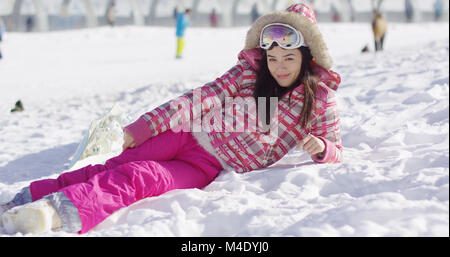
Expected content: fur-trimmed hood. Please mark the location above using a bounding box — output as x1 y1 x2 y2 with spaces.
244 3 333 70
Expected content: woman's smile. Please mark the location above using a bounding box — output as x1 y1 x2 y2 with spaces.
277 73 290 79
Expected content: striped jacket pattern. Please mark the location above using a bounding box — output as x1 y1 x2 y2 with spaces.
125 48 343 173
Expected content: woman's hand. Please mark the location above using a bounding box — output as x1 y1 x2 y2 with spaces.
122 129 136 150
296 134 325 157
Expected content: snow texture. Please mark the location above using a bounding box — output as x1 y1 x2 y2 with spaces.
0 22 448 237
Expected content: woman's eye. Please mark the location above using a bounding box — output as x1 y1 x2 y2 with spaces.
268 58 276 62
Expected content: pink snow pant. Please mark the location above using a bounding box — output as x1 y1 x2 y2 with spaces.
29 130 222 234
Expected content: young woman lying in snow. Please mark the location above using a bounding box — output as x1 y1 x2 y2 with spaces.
1 3 342 234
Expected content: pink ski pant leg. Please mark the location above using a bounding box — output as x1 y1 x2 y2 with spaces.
63 159 215 234
29 130 222 233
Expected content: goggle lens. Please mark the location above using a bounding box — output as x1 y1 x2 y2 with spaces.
260 23 304 50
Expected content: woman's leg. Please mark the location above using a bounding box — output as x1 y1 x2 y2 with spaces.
3 131 222 234
29 130 190 201
62 158 221 234
59 132 222 234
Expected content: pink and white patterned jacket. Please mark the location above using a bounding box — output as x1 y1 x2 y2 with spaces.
125 48 343 173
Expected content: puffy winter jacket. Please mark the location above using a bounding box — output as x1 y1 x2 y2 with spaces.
176 13 190 37
125 48 343 173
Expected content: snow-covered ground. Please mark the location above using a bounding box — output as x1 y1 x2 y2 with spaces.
0 22 448 236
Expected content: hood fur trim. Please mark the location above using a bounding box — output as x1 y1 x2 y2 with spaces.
244 11 333 70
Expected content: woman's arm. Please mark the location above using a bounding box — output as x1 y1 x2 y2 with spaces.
308 90 343 164
123 63 246 147
122 130 136 150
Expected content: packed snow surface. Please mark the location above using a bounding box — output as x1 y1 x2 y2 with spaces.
0 22 448 236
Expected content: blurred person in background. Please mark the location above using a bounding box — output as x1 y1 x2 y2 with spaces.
175 8 191 59
105 0 116 27
251 3 260 22
404 0 414 22
433 0 444 21
26 16 34 32
210 8 219 27
348 0 355 22
372 11 387 51
0 18 4 42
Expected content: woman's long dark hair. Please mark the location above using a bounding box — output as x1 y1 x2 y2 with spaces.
253 44 318 128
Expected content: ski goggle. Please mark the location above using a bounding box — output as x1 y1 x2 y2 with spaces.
259 23 307 50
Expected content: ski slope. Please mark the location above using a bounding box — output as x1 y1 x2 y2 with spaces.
0 22 448 236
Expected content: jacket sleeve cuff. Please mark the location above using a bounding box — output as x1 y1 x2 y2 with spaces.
124 118 152 147
312 136 336 163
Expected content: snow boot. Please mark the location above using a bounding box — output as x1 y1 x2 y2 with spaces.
1 199 62 234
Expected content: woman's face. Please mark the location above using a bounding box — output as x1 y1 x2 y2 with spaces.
266 46 303 88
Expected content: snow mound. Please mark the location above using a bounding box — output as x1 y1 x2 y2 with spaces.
0 23 448 236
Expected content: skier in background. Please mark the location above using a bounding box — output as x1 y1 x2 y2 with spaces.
404 0 414 22
105 1 116 27
251 3 260 22
372 11 387 51
175 8 191 59
0 18 4 42
348 0 355 22
26 16 34 32
331 4 341 22
433 0 444 21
